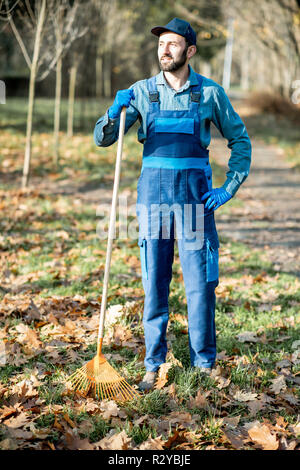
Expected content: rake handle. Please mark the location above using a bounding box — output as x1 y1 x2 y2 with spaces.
97 107 127 354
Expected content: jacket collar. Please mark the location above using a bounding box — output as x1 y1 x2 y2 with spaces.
156 64 199 91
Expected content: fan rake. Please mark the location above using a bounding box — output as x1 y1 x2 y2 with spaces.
66 107 139 402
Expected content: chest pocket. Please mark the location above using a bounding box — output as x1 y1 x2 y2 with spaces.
155 118 195 134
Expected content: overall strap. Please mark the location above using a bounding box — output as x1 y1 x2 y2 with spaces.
190 73 204 111
147 76 160 112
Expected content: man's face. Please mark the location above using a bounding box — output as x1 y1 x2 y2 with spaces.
158 32 189 72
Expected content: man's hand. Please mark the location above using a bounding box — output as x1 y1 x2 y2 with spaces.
201 187 232 211
108 89 135 119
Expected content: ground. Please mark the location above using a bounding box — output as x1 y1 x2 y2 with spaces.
0 95 299 450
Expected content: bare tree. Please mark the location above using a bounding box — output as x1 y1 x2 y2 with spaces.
5 0 47 188
92 0 138 98
226 0 300 97
67 50 80 138
5 0 89 186
47 0 88 165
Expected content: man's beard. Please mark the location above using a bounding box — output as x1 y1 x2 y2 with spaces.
159 45 188 72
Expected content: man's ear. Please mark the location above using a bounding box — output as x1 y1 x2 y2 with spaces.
187 45 197 59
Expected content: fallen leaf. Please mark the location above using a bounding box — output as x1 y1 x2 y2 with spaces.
97 430 132 450
138 436 165 450
269 375 287 394
189 390 210 410
247 400 265 417
100 400 126 420
63 413 76 428
248 423 279 450
223 428 246 450
155 362 172 389
0 405 17 421
236 331 259 343
233 390 258 402
4 412 30 429
63 429 94 450
0 438 18 450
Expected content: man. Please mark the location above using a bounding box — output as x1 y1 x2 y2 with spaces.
94 18 252 391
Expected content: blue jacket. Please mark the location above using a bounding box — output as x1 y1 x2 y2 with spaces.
93 65 252 197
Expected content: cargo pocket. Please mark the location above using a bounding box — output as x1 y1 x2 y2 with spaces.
138 238 148 280
204 166 213 192
206 236 219 282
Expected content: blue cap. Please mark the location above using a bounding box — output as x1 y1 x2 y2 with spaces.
151 17 197 46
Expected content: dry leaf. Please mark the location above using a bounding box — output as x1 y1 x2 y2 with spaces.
168 411 192 427
248 423 279 450
189 390 210 410
236 331 259 343
100 401 122 420
97 430 132 450
5 412 30 429
223 428 246 449
0 405 17 421
155 362 173 389
0 438 18 450
269 375 287 394
247 400 265 417
216 376 231 389
63 429 94 450
139 436 165 450
233 390 258 402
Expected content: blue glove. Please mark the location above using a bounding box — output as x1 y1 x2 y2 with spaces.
108 88 135 119
201 187 232 211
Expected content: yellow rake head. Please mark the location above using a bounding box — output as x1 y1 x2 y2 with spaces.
67 354 140 402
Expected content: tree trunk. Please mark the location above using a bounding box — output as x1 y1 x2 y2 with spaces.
103 51 111 98
67 62 78 138
222 17 235 91
54 52 62 166
96 39 103 98
240 44 249 91
22 0 46 188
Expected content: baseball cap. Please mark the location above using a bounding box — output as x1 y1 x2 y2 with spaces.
151 17 197 46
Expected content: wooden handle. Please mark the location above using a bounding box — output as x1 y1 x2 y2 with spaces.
97 106 126 352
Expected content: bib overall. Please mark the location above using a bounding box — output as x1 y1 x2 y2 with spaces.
136 74 220 372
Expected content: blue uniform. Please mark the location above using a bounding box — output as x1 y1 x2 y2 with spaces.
94 65 251 371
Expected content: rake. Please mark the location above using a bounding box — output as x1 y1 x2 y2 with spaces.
66 107 140 402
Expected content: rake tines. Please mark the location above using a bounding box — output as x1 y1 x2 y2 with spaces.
67 357 140 402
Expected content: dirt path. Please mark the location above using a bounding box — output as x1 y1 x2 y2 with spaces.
211 127 300 278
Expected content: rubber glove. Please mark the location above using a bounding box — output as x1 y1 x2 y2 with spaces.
201 187 232 211
108 89 135 119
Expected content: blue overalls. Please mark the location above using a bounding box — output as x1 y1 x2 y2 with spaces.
136 74 220 372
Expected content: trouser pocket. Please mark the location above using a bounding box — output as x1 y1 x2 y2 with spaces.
206 237 219 282
204 166 213 192
138 238 148 280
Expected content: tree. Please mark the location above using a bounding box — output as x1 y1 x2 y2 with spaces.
5 0 89 185
47 0 88 164
5 0 47 188
227 0 300 96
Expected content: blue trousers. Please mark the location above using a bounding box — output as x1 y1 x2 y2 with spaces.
136 167 219 372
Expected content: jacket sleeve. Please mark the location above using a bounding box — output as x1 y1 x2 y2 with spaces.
212 86 252 197
93 85 140 147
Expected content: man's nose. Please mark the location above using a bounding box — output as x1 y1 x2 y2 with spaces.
161 45 170 55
